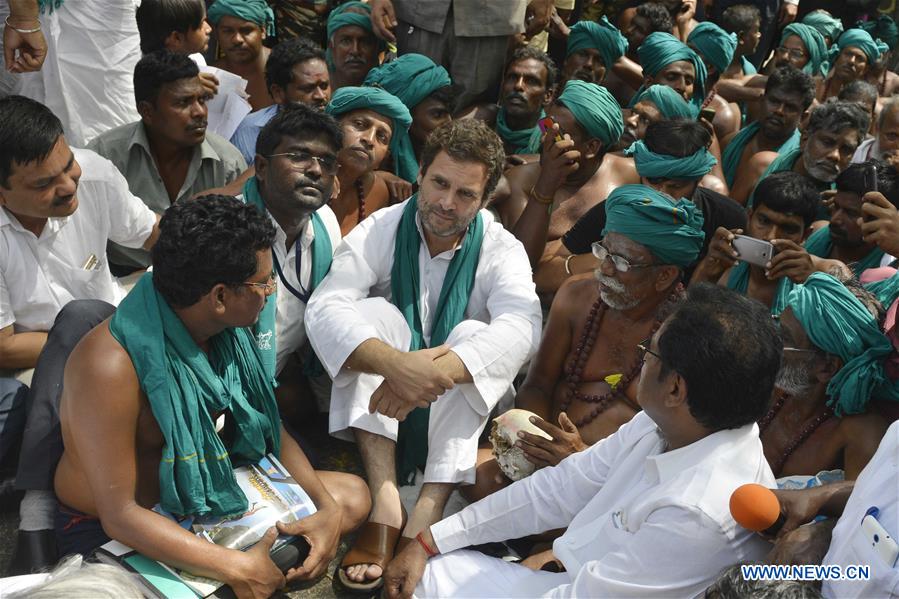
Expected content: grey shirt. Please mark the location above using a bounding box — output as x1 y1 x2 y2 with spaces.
87 121 246 270
394 0 526 37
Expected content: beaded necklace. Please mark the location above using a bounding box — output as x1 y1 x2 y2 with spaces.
758 390 834 477
354 177 367 224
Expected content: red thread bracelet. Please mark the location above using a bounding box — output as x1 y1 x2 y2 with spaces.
416 531 438 558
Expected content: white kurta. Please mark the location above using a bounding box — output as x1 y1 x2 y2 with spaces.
823 420 899 599
421 412 776 598
304 200 541 483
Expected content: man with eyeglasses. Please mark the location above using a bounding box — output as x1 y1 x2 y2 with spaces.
237 103 343 423
461 184 704 506
383 284 780 598
768 23 827 78
760 272 890 481
87 50 247 277
52 195 370 597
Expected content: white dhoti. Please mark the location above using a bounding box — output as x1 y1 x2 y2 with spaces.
329 298 497 485
414 550 567 598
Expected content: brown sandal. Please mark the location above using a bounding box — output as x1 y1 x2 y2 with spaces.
337 521 402 592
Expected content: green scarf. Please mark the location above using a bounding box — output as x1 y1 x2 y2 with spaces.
566 17 628 68
242 177 333 378
804 225 885 278
602 184 705 267
687 21 737 74
326 86 415 182
726 261 795 315
865 272 899 308
747 146 801 209
207 0 275 36
722 123 800 187
325 1 383 70
391 195 484 485
632 84 699 120
802 10 844 44
741 56 758 76
633 32 707 111
827 28 889 72
496 107 545 155
109 274 281 518
780 24 828 76
557 79 623 147
625 139 716 181
788 272 899 416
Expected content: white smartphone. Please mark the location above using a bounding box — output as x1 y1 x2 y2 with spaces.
860 513 899 567
732 235 775 267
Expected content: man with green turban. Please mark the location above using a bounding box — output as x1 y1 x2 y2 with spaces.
826 28 890 99
620 84 697 149
765 272 891 479
802 10 844 46
773 23 828 77
325 86 412 233
561 16 628 86
633 32 707 113
209 0 274 111
687 22 737 81
326 1 382 90
364 53 453 163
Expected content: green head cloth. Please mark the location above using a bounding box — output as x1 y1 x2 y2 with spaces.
557 79 623 147
828 28 889 71
364 54 451 111
780 23 828 76
858 16 899 51
208 0 275 36
566 17 628 68
636 32 707 111
802 10 844 43
326 86 415 182
602 183 705 267
625 139 716 181
632 84 699 120
787 272 899 416
326 1 384 70
687 21 737 74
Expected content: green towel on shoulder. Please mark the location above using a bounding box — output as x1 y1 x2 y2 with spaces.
804 225 885 278
726 261 795 315
496 107 545 155
722 124 800 188
109 274 281 518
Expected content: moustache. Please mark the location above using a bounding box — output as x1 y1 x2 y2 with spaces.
504 92 527 104
188 120 207 130
348 145 372 161
595 271 627 293
52 194 75 206
294 178 323 193
572 69 597 82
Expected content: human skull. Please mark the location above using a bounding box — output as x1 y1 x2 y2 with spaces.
490 409 553 481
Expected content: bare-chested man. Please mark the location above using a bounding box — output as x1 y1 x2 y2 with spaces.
819 28 892 103
763 273 890 480
464 183 704 501
325 2 381 91
719 4 761 81
53 196 369 597
208 0 273 112
496 80 634 267
686 22 742 141
632 32 707 123
608 2 672 106
325 86 412 235
558 18 627 89
723 66 814 190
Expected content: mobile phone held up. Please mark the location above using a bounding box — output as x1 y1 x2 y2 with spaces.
699 107 716 123
538 116 563 142
732 235 774 267
863 163 878 222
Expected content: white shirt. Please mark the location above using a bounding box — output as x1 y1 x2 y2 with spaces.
823 421 899 599
0 148 156 332
305 200 541 413
431 412 776 598
270 205 341 375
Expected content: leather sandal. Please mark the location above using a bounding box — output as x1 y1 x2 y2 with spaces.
337 520 402 592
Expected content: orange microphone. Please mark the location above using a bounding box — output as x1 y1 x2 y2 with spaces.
730 483 785 536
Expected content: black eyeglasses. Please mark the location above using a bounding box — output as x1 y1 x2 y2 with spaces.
592 242 655 273
266 150 339 175
776 46 807 60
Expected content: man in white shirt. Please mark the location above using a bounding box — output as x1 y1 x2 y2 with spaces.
0 95 159 572
383 284 782 598
304 119 542 592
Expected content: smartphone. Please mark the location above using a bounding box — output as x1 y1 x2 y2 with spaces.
538 116 563 142
863 164 878 222
732 235 775 267
699 107 717 122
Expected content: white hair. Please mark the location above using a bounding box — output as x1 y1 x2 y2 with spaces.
7 556 143 599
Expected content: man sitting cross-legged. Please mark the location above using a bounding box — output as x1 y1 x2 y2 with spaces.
384 283 781 598
304 119 542 592
465 183 704 503
53 196 369 597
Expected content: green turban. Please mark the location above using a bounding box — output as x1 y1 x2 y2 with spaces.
326 87 415 182
326 1 383 69
858 16 899 51
602 184 705 267
802 10 844 44
632 85 699 120
828 28 890 70
557 79 623 147
625 139 716 181
635 32 707 111
208 0 275 36
787 272 899 416
364 54 451 111
780 23 828 76
566 17 628 68
687 21 737 74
